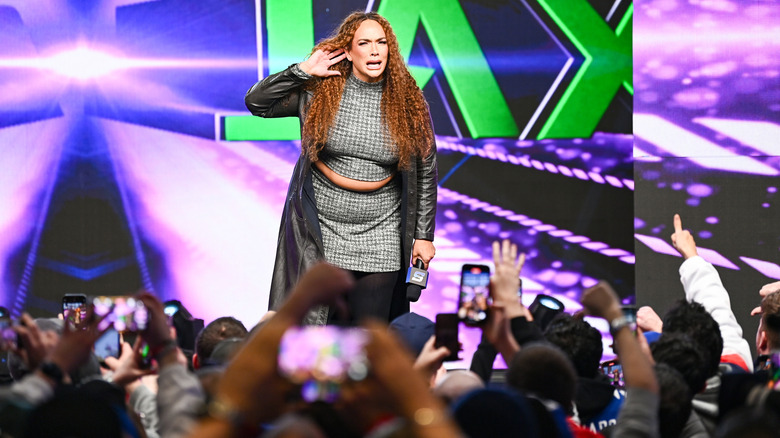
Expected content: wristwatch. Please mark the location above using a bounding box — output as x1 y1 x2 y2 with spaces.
609 316 630 336
40 361 64 385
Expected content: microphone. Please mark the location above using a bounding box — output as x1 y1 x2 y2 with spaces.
406 258 428 302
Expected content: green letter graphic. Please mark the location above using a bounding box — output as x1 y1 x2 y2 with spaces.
225 0 520 141
223 0 314 141
378 0 518 138
265 0 314 77
536 0 632 139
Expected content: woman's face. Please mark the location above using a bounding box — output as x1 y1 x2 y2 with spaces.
345 20 388 83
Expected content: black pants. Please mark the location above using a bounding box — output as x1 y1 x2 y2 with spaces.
328 269 409 325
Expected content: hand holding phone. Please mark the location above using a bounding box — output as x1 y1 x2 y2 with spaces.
62 294 87 327
457 264 491 325
93 328 121 360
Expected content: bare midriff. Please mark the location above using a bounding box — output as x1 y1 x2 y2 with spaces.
314 160 395 192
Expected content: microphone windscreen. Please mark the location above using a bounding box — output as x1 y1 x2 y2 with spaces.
407 284 422 302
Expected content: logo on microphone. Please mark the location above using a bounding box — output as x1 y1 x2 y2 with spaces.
411 271 426 283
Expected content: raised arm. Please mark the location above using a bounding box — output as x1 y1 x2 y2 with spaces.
582 282 658 393
135 292 204 438
244 64 310 118
489 240 529 321
471 240 538 380
244 49 346 118
672 214 753 371
3 310 108 407
188 263 354 438
582 281 660 438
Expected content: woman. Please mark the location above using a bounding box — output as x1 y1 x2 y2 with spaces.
245 11 437 325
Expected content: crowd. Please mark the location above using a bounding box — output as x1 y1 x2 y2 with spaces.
0 213 778 438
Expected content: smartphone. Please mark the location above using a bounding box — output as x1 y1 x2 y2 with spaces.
457 264 491 325
62 294 87 326
0 316 17 351
434 313 460 361
92 296 148 332
600 359 624 388
621 305 638 335
93 328 121 360
278 326 369 402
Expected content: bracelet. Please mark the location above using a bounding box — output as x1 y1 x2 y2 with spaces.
150 339 178 361
609 316 630 336
291 63 312 80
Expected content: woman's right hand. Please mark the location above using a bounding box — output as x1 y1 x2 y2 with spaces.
299 49 347 77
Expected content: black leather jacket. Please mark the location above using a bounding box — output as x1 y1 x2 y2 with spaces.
245 65 438 324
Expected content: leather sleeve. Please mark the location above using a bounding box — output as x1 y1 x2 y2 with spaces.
244 64 311 118
414 120 437 241
679 255 753 372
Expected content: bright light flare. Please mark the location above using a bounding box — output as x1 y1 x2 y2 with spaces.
47 47 125 80
0 47 127 81
0 46 257 82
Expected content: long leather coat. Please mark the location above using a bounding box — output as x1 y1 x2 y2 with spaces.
245 65 438 325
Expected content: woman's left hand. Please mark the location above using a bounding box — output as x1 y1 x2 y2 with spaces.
412 239 435 269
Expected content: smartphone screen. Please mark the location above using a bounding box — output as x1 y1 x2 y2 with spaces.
457 264 491 325
92 296 148 332
278 326 369 402
435 313 460 361
600 359 624 388
62 294 87 326
93 328 121 360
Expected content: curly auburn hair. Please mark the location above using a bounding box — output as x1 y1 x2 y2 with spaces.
302 11 433 170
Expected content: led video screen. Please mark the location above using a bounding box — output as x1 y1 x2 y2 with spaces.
634 0 780 357
0 0 633 365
